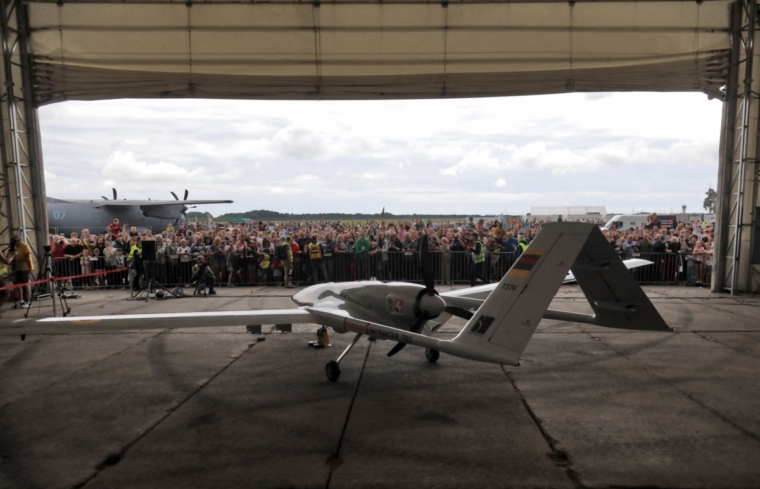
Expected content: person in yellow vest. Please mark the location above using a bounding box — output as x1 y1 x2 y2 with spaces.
128 236 143 290
308 234 327 283
514 235 528 260
0 248 12 312
10 234 34 306
469 231 489 287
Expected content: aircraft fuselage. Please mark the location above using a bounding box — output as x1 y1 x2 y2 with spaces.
47 198 182 236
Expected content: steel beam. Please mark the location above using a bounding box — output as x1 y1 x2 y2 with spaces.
0 0 47 263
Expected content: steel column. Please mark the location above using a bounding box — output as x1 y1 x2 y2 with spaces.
715 0 760 294
0 0 47 263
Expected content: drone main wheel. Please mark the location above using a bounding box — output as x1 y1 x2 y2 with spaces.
425 348 440 363
326 361 341 382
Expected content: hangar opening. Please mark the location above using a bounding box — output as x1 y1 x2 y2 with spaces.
0 0 757 292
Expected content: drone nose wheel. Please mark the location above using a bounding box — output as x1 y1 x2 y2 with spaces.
326 361 340 382
425 348 440 363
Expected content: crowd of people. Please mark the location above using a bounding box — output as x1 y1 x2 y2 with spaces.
44 213 716 291
605 212 715 284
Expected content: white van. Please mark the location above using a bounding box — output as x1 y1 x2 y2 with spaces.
603 215 650 231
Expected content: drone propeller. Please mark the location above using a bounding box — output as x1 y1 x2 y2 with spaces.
388 234 445 357
444 305 474 321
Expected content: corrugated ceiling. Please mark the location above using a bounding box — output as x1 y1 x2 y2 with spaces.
28 0 732 104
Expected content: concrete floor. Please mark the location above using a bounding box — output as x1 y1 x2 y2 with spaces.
0 285 759 489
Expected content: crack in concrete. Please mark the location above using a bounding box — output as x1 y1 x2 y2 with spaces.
590 333 760 447
0 330 167 411
72 339 260 489
502 366 585 489
325 341 372 489
648 290 760 320
691 332 760 361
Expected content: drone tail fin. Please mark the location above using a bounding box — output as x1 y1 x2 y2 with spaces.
547 226 671 332
447 222 599 366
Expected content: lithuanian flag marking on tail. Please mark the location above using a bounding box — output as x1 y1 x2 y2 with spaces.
507 251 545 278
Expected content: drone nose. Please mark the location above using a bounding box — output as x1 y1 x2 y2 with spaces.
419 293 446 319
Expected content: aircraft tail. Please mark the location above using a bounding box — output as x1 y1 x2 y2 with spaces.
448 222 597 366
547 226 671 332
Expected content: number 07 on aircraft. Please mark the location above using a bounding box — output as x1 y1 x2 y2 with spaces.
2 223 671 382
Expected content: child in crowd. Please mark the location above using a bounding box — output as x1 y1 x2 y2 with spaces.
80 249 93 288
258 253 270 283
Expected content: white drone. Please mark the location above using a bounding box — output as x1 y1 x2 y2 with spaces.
2 223 670 382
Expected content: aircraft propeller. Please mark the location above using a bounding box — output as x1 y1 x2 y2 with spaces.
101 188 119 201
170 189 191 223
387 233 446 357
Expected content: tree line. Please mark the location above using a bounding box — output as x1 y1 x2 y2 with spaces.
187 210 486 222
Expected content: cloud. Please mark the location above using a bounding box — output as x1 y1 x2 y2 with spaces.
584 93 613 101
495 179 507 188
102 151 204 182
296 174 320 182
441 148 506 176
37 92 723 215
271 125 328 159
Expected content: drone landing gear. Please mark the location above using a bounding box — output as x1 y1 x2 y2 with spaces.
425 348 440 363
325 332 363 382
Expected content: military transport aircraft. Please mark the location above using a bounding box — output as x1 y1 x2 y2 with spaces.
1 223 670 382
48 188 233 235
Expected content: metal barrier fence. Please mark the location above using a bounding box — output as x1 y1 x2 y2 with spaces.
45 251 712 290
624 251 713 286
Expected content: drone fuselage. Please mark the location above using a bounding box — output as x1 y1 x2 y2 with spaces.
292 281 444 335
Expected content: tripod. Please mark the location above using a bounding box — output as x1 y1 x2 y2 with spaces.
130 259 179 302
30 249 71 318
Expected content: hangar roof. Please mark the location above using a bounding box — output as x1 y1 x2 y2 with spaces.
27 0 731 105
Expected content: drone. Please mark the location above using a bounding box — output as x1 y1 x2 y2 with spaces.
2 223 670 382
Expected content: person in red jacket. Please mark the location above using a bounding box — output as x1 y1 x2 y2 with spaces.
108 219 124 237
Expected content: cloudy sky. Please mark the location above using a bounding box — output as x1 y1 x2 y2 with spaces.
39 92 722 217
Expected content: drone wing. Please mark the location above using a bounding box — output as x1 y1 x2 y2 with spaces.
439 257 654 301
1 309 313 336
